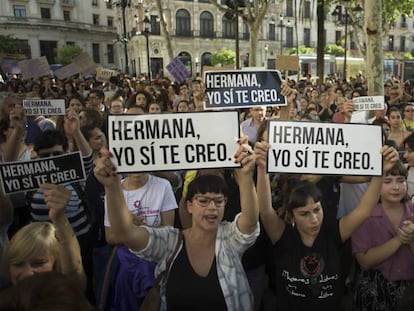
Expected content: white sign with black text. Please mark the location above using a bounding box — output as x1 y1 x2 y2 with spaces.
108 111 240 172
23 99 66 116
267 121 383 176
353 96 385 111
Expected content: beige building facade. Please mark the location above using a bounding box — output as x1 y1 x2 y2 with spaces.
1 0 413 80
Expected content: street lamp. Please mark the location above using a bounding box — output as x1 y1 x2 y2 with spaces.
142 14 151 81
277 15 290 55
105 0 130 74
332 1 363 81
224 0 245 69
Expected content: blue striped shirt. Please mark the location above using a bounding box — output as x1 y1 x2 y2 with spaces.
30 152 94 237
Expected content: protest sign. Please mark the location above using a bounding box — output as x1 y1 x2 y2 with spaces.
23 99 65 116
108 111 240 172
72 52 97 75
54 63 79 80
353 96 385 111
267 121 383 176
96 67 119 82
166 57 191 84
0 152 85 194
204 69 286 109
275 55 299 71
18 56 50 80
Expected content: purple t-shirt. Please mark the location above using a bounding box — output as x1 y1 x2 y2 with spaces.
352 202 414 281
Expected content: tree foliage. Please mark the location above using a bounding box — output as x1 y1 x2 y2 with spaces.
211 48 236 66
288 46 315 55
324 44 345 56
0 35 20 53
55 45 83 65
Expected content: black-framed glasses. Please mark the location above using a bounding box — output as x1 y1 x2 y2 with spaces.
37 151 64 158
193 195 227 208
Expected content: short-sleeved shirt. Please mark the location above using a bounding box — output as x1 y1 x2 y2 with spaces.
273 220 343 311
352 202 414 281
104 175 177 227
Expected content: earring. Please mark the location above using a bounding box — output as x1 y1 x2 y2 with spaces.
291 221 295 228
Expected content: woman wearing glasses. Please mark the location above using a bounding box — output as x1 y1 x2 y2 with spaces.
94 137 259 311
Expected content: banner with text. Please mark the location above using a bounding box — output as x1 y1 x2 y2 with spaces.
204 69 287 109
108 111 240 172
23 99 66 116
353 96 385 111
0 152 86 194
267 121 383 176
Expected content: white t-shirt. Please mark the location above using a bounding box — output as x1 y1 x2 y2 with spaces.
104 174 177 227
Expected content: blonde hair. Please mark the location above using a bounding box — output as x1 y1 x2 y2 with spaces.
3 222 61 277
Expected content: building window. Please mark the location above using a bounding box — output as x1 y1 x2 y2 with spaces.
107 16 113 27
176 9 191 37
13 5 26 18
389 35 394 51
40 40 57 64
200 11 214 38
107 44 114 64
243 23 249 40
222 15 235 38
304 1 311 19
105 0 113 9
92 0 98 6
66 41 75 46
401 15 407 28
63 10 70 21
201 52 212 66
41 8 51 19
269 23 275 40
335 30 342 45
92 43 100 63
286 27 294 47
178 51 192 75
286 0 293 17
151 15 160 36
400 36 406 52
93 14 99 25
304 28 311 47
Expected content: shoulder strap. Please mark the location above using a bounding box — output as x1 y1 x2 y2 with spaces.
155 231 183 285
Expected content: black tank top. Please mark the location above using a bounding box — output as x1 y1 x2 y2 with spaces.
165 239 227 310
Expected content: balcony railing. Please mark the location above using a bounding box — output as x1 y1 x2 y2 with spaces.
2 16 116 34
36 0 56 4
61 0 75 7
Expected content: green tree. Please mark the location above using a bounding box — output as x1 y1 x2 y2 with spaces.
324 44 345 56
55 45 83 65
209 0 271 67
289 46 315 55
211 48 236 66
0 35 20 53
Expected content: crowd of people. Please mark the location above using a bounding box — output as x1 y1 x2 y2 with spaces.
0 70 413 311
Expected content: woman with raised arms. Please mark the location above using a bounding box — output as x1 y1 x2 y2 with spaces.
93 136 259 311
254 138 399 310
